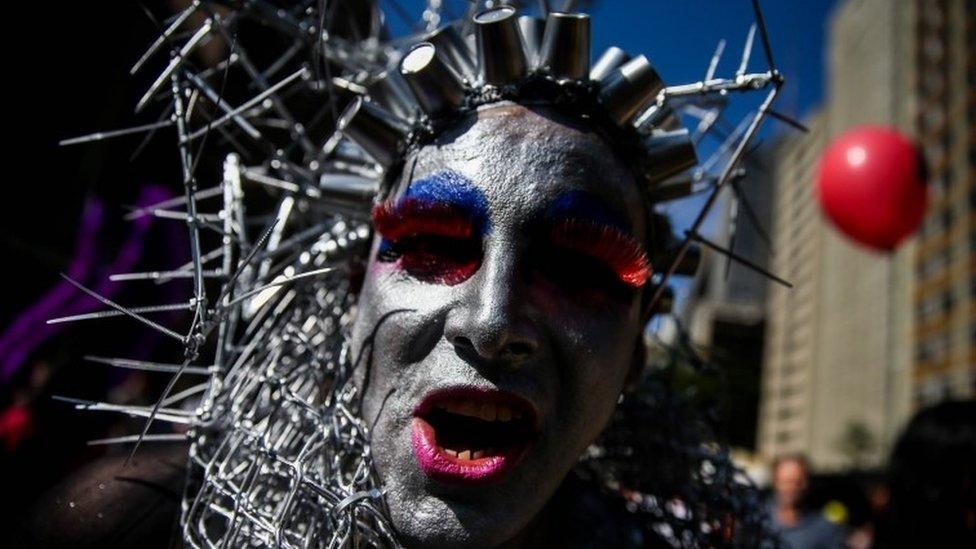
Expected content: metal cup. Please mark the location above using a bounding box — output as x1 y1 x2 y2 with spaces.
365 69 418 122
634 103 682 134
400 42 466 115
598 55 663 125
537 12 590 80
639 129 699 185
518 16 546 68
474 6 528 86
590 46 630 82
337 96 409 169
319 173 379 209
425 23 476 83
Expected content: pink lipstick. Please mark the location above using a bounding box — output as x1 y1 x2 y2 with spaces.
411 387 536 485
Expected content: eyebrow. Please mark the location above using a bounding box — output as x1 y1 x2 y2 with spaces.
372 171 490 240
542 191 651 288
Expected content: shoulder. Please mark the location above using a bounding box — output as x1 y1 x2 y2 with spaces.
11 444 188 548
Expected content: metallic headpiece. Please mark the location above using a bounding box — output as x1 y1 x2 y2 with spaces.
56 1 798 546
338 5 697 197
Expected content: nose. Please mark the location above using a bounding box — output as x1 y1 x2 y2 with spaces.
444 245 540 367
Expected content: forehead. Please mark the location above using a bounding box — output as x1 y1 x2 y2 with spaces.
399 103 646 234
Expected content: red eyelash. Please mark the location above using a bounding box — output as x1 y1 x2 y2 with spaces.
550 219 651 288
372 198 474 241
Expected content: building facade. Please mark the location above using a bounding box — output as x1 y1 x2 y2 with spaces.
759 0 974 471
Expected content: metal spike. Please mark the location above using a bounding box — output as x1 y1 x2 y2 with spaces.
130 0 200 75
88 433 188 446
84 355 214 375
183 67 310 143
46 301 195 324
59 274 185 342
184 70 264 142
59 120 174 147
124 186 223 221
767 109 810 133
687 230 792 288
706 39 726 81
737 24 757 78
136 19 213 113
751 0 778 71
108 269 224 282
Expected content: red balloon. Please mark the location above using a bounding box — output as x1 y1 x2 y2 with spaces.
816 126 928 252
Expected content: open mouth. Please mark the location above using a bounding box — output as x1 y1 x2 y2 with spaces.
411 387 536 484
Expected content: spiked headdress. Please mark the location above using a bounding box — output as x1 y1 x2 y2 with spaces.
55 1 797 546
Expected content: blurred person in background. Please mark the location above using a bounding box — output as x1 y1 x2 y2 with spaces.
767 454 846 548
873 400 976 548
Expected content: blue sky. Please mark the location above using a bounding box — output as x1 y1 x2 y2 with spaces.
384 1 837 120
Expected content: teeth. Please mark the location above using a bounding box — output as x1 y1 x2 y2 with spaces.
478 403 497 421
472 450 485 459
444 448 458 457
437 399 524 422
457 450 471 460
459 401 479 417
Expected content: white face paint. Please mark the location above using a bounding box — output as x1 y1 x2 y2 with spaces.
350 104 653 547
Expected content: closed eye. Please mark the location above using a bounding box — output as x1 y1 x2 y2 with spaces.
372 198 475 241
548 219 650 288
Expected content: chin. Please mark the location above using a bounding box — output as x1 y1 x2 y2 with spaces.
388 491 534 549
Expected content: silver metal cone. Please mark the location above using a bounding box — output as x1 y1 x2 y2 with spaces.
537 12 590 80
425 23 476 82
598 55 664 125
337 96 409 169
365 69 418 121
317 172 380 218
635 103 682 134
518 16 546 68
474 6 528 86
590 46 630 82
400 42 466 115
640 129 699 185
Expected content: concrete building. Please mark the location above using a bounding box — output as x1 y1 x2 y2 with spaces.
759 0 974 472
909 0 976 407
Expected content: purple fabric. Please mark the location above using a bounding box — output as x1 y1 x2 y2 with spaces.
0 186 174 382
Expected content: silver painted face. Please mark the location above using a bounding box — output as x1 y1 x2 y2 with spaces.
350 103 649 547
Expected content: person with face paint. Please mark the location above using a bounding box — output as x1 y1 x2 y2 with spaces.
16 2 786 548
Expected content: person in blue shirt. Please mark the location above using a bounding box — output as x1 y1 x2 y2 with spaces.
767 454 846 548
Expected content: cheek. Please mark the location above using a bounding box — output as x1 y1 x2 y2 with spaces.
538 295 642 440
352 257 452 418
